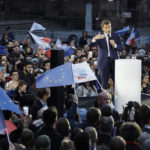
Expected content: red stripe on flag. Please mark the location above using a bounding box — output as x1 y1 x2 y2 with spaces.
130 38 135 46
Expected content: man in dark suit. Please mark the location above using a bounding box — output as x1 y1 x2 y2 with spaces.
92 20 124 89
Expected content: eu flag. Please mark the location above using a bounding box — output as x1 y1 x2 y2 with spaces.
0 87 21 114
0 46 9 55
0 107 6 134
36 62 74 88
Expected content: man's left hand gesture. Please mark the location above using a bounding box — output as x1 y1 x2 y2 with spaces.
110 40 116 48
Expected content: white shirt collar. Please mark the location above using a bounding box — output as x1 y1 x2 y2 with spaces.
104 32 111 37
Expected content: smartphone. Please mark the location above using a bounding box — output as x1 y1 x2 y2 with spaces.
88 51 93 59
70 55 75 62
23 106 29 116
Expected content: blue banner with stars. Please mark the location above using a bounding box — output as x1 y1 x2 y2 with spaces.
0 87 21 114
36 62 74 88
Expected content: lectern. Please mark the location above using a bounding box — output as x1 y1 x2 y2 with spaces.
115 59 141 114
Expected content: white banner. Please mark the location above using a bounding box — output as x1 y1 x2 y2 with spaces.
72 62 97 84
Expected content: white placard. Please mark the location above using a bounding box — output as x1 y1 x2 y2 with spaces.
115 59 141 114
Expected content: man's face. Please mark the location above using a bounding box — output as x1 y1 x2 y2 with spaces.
12 72 19 81
25 64 32 74
44 63 50 71
76 50 82 57
20 85 27 93
102 23 111 35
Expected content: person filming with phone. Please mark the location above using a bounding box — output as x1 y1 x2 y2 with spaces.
92 20 124 89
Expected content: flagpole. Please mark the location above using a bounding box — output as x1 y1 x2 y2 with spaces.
6 128 11 145
96 77 103 89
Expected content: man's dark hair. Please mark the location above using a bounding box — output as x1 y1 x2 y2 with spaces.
20 129 34 149
65 94 74 109
43 60 50 67
23 61 32 67
60 138 76 150
109 136 126 150
42 107 58 126
74 132 90 150
38 88 49 99
10 70 18 76
101 20 111 28
86 107 101 124
99 116 114 133
56 118 70 137
120 122 142 141
101 104 112 117
139 104 150 125
144 60 150 67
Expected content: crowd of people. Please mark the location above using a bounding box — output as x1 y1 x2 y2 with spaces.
0 25 150 150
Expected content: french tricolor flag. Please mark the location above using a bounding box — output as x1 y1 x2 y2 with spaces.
126 27 139 46
29 32 51 57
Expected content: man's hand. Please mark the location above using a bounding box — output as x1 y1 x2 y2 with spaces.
92 33 105 42
94 33 105 40
110 40 116 48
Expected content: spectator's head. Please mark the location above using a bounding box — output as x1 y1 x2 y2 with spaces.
38 88 50 101
71 128 83 141
101 104 113 117
23 61 32 74
144 60 150 72
20 129 34 149
42 107 58 126
80 55 87 62
34 135 51 150
60 138 76 150
10 70 19 81
101 20 111 35
121 50 127 58
86 107 101 124
109 136 126 150
142 73 149 86
74 132 90 150
43 60 50 71
76 49 82 57
5 26 11 34
139 104 150 126
56 118 71 137
99 116 114 134
16 80 27 94
82 31 87 37
96 92 110 108
120 122 142 141
85 127 98 144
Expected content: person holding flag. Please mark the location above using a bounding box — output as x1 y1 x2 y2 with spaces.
92 20 124 89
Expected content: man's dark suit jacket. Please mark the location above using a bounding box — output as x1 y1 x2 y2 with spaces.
95 32 124 70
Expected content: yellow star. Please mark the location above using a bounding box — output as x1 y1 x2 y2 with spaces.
9 100 12 103
54 81 57 83
46 77 49 80
3 101 6 104
49 80 52 83
62 76 64 79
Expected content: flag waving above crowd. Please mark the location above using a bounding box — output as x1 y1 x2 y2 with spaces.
36 62 97 88
30 22 46 32
126 27 139 46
